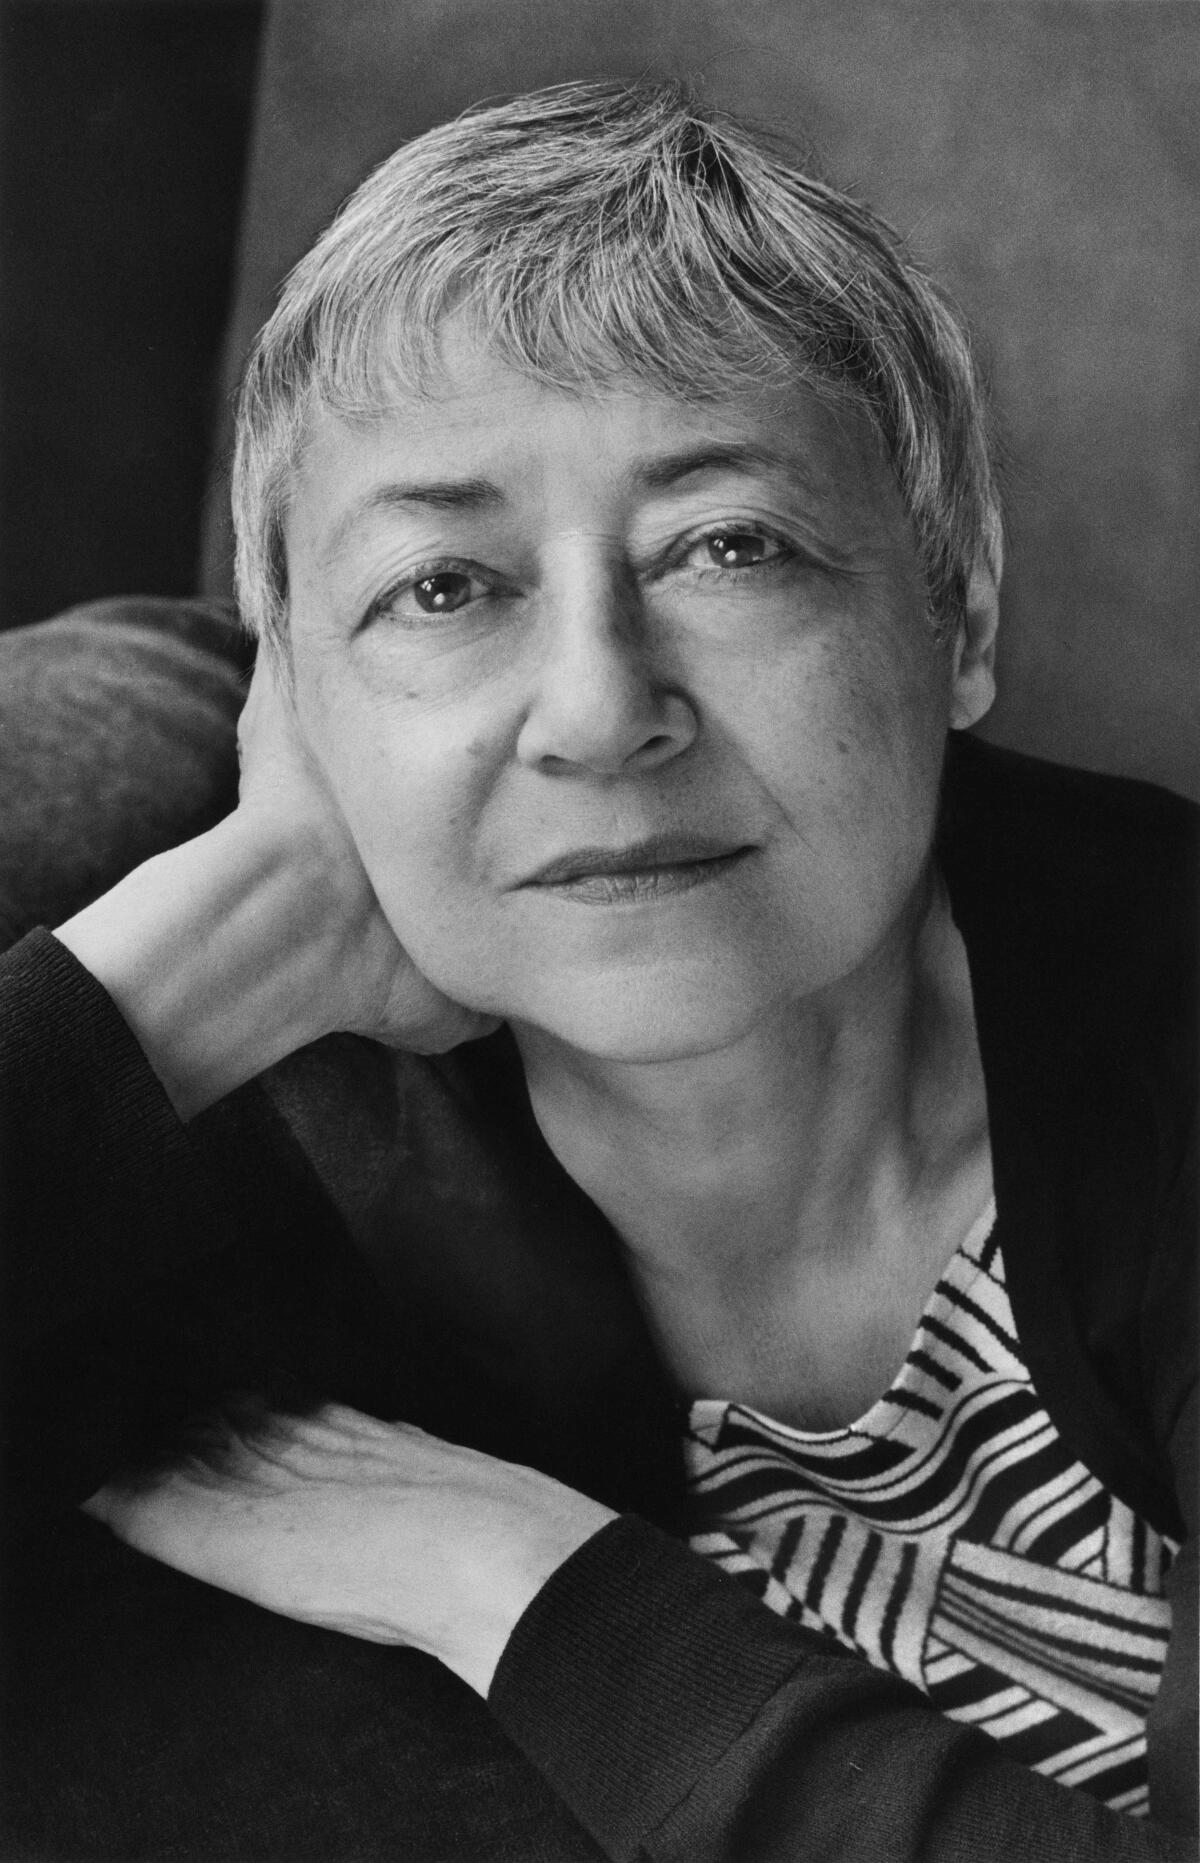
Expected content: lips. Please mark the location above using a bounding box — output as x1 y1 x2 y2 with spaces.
519 833 754 903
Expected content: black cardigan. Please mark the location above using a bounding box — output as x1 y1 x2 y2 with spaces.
1 735 1196 1861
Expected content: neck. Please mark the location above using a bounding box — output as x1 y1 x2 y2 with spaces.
512 869 987 1287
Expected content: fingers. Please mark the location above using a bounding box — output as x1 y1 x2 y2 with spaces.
393 998 503 1054
237 646 314 794
234 644 501 1057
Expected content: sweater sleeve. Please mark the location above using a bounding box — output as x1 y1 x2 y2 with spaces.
0 928 259 1505
0 927 431 1513
0 928 237 1343
490 1514 1195 1862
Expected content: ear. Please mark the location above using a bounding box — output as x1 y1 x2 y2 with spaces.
949 556 1000 731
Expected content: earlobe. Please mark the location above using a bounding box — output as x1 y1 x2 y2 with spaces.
949 559 1000 731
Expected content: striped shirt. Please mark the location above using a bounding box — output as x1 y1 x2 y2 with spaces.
685 1202 1176 1815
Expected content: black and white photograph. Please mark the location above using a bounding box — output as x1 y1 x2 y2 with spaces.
1 4 1196 1859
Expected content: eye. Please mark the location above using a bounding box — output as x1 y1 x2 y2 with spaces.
410 570 476 614
365 563 497 630
691 528 785 571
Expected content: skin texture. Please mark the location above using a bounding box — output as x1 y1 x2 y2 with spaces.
84 1407 616 1699
76 323 1001 1690
285 330 975 1067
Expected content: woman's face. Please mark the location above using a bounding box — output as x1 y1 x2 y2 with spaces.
284 324 990 1062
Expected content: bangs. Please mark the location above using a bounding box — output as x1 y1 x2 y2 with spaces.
318 239 798 416
295 108 858 416
235 80 1000 647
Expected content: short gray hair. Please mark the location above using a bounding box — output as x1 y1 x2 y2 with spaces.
233 79 1002 649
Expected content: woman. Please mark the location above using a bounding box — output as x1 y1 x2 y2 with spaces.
2 81 1194 1859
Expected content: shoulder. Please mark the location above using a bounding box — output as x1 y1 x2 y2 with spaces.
941 738 1196 1533
941 732 1198 929
941 734 1197 1089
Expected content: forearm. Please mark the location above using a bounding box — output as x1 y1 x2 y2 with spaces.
55 815 349 1120
0 931 383 1506
491 1516 1194 1863
0 931 244 1493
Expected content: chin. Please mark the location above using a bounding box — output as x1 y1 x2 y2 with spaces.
503 961 790 1065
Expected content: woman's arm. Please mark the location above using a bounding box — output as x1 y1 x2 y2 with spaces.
53 653 494 1122
84 1404 616 1697
493 1510 1196 1863
0 651 480 1346
492 1143 1199 1862
84 1393 1196 1863
1 652 493 1499
0 929 235 1341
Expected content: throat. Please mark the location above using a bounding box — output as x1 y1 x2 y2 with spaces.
514 869 993 1430
630 1161 994 1431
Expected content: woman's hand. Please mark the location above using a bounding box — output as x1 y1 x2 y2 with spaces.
56 649 497 1117
82 1404 616 1698
234 650 497 1055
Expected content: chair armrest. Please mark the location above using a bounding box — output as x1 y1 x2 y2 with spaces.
0 597 251 950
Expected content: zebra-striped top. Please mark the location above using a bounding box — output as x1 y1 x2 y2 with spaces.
685 1201 1176 1816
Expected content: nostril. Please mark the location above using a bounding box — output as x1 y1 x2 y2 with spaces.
634 730 684 765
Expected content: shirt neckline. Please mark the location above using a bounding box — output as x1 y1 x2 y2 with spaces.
689 1193 999 1446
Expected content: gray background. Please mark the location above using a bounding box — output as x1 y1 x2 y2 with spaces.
206 0 1199 800
4 1 1196 797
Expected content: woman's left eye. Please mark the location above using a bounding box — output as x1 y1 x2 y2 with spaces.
687 528 787 571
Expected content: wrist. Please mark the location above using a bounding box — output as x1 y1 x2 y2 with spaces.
454 1490 618 1698
56 811 353 1118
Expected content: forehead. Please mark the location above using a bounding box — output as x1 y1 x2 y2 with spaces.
285 321 909 566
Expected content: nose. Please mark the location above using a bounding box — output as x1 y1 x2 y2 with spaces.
515 560 698 776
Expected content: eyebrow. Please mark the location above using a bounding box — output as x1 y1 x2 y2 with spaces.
321 477 505 565
321 443 828 565
631 442 823 494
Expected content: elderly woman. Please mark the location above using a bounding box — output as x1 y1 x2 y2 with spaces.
2 80 1194 1861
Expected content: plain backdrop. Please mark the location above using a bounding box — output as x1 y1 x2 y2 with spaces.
3 0 1197 798
0 0 262 627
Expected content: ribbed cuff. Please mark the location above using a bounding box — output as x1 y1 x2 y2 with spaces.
489 1513 816 1856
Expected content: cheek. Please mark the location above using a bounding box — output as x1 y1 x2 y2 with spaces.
831 590 950 757
753 624 949 910
345 737 481 895
759 613 945 784
295 669 493 917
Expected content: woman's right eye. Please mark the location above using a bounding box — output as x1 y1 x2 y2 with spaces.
366 566 493 628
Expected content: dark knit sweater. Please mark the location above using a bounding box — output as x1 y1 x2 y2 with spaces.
0 735 1195 1861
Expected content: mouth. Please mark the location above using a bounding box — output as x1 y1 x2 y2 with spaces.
519 835 755 905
